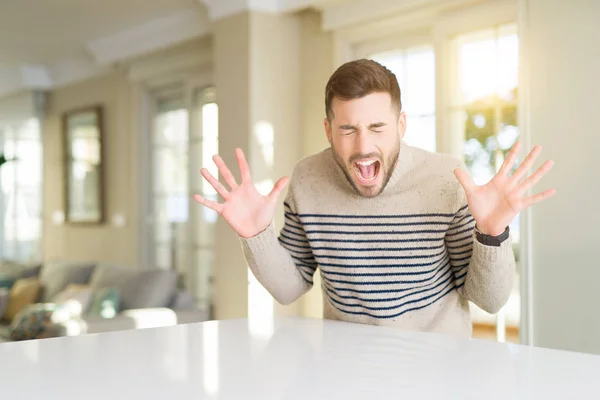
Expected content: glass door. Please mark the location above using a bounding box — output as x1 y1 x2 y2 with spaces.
148 85 218 314
449 23 520 343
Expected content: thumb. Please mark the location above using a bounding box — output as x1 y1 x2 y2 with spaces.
268 176 290 201
454 168 476 195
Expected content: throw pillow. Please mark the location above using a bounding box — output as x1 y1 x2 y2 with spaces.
52 284 93 318
7 303 71 341
0 288 9 318
0 274 16 290
2 278 41 323
88 287 120 318
39 262 95 302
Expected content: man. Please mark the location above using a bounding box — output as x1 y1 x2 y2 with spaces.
194 59 555 337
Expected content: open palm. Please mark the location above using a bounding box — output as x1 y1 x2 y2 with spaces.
193 148 289 239
454 142 556 236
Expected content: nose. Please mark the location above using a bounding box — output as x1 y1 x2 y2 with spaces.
354 127 374 156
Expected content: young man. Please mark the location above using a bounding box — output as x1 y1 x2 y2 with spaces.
194 59 555 337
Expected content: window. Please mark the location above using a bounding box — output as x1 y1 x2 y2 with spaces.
149 85 218 313
0 118 43 262
450 23 520 343
369 45 436 153
190 87 218 310
450 23 520 243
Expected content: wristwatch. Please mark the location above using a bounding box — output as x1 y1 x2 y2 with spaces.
475 225 510 247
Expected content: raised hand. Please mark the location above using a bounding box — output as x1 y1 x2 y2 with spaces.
453 142 556 236
193 148 289 238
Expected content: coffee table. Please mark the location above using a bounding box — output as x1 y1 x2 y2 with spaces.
0 316 598 399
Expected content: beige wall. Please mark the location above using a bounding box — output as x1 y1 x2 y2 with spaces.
43 71 139 266
212 10 308 319
298 10 334 319
522 0 600 354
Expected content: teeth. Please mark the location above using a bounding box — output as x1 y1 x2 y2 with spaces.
356 160 376 166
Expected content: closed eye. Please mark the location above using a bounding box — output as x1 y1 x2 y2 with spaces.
338 124 357 135
369 122 387 133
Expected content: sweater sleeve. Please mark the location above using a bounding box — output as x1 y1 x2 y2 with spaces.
239 182 317 306
444 184 516 314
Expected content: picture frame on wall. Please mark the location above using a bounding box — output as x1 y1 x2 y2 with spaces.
62 105 104 224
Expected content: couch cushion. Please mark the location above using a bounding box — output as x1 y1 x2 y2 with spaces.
2 278 41 322
0 261 42 280
7 303 70 341
0 323 10 340
53 284 94 316
88 287 120 318
0 288 9 318
39 262 96 302
89 265 177 310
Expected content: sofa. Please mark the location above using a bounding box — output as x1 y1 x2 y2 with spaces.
0 260 210 342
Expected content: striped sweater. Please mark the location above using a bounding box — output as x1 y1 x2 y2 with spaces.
241 141 516 337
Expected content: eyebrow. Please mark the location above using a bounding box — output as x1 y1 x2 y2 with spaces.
338 122 387 130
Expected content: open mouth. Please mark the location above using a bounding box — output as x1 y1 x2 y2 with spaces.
353 159 381 184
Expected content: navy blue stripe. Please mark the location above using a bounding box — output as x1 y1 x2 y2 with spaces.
454 269 468 282
319 267 450 294
314 247 447 261
322 267 452 303
321 260 451 286
279 232 307 244
297 269 313 285
308 237 443 244
316 251 447 269
306 229 447 236
284 211 456 219
312 243 446 253
291 255 317 265
302 220 452 227
320 258 449 277
445 232 473 244
447 218 475 233
448 255 471 263
284 215 302 225
454 212 473 224
324 274 456 312
297 264 317 273
451 262 469 270
447 247 473 256
278 237 311 251
445 226 474 239
284 212 301 222
446 241 472 250
456 204 469 214
283 225 305 236
325 280 458 319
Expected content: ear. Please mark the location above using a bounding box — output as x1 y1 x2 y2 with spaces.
324 118 332 144
397 111 407 140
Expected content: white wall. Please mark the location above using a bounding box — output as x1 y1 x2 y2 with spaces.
522 0 600 354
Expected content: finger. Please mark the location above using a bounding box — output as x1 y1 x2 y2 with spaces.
193 194 224 214
235 148 252 183
213 154 239 190
511 145 542 183
454 169 477 195
523 188 557 207
497 141 522 176
515 160 554 196
268 176 290 201
201 168 230 200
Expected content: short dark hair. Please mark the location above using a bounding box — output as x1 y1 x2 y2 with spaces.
325 59 402 121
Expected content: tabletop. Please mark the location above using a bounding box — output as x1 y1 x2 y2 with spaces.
1 316 599 399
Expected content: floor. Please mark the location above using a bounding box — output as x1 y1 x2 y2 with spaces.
472 323 520 344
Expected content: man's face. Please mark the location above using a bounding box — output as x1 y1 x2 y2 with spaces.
325 92 406 198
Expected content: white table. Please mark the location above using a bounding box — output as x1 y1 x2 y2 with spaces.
1 317 599 399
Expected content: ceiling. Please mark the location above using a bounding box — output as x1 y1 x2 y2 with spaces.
0 0 200 66
0 0 423 96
